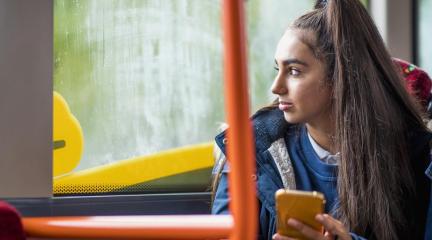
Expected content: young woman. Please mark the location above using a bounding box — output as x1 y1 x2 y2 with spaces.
211 0 432 239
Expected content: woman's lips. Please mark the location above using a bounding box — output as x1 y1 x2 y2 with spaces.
279 101 293 111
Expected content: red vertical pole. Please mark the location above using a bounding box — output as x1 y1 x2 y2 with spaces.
222 1 257 240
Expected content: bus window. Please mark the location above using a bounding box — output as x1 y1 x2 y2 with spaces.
53 0 316 196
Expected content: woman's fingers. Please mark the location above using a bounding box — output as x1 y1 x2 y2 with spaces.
316 214 338 234
316 214 351 240
272 233 297 240
324 230 335 239
287 218 326 240
280 215 350 240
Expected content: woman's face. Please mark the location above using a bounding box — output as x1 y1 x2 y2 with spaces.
272 29 332 126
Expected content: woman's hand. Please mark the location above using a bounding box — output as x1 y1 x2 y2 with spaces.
272 214 351 240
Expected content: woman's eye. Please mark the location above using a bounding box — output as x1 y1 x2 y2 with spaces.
289 68 300 76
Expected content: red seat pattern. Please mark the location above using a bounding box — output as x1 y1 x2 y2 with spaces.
393 58 432 109
0 201 25 240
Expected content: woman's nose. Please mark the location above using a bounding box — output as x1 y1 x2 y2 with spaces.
271 74 288 95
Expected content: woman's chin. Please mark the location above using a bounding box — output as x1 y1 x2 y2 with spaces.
283 113 301 124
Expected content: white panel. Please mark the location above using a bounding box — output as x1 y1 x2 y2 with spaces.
370 0 413 61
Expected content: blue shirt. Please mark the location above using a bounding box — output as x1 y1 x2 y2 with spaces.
286 126 339 213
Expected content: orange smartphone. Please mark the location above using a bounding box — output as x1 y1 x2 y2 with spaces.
275 189 326 239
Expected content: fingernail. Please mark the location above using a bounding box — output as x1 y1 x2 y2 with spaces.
316 214 324 221
287 218 298 226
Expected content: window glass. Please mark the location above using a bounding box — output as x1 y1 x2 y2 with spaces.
419 0 432 73
53 0 314 195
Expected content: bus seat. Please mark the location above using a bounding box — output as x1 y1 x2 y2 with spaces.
393 58 432 115
0 201 26 240
53 91 84 177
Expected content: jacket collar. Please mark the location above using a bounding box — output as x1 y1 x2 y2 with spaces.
215 108 290 155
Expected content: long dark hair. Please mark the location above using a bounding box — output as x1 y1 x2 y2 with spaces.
293 0 426 239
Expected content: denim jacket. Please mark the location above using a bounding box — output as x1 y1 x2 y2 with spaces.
212 108 432 240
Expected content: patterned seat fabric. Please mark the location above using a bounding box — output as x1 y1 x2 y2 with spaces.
393 58 432 114
0 201 26 240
